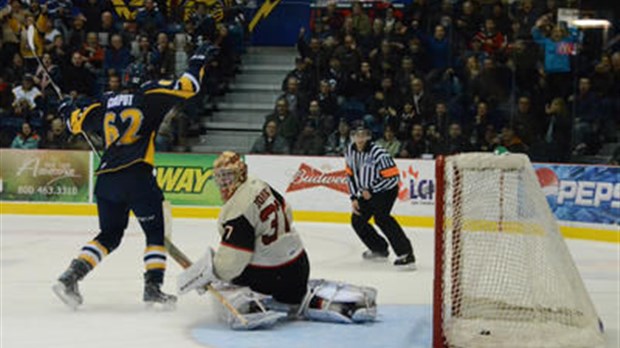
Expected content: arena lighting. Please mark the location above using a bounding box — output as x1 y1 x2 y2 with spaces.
571 19 612 28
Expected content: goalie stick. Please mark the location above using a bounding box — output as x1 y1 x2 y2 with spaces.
162 201 249 326
27 25 102 159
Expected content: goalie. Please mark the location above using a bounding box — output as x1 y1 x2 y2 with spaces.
177 151 377 329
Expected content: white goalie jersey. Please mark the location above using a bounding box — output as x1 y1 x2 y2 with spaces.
213 175 305 282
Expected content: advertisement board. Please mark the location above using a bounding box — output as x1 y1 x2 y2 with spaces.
534 164 620 225
245 155 435 217
92 152 223 206
0 149 91 202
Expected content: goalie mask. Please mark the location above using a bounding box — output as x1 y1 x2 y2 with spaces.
213 151 248 202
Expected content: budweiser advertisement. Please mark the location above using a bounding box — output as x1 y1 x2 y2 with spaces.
245 155 436 217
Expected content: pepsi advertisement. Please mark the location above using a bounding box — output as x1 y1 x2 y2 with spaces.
534 164 620 226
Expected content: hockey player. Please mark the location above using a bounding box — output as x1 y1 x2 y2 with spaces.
177 152 378 329
52 44 220 309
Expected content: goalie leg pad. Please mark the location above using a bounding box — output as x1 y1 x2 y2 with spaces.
210 283 287 330
299 279 378 324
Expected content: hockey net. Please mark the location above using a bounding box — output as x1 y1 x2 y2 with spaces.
433 153 604 348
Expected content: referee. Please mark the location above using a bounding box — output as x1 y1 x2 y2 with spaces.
345 126 416 268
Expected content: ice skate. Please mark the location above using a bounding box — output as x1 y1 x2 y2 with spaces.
144 272 177 310
393 253 416 270
362 249 389 261
52 258 92 309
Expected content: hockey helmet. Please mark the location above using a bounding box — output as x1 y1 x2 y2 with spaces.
213 151 248 201
122 62 146 90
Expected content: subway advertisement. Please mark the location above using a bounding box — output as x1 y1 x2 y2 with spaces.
91 152 224 206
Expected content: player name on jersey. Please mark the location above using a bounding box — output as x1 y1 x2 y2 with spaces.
107 94 135 109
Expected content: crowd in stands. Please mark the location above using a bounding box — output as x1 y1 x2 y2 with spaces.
251 0 619 164
1 0 246 151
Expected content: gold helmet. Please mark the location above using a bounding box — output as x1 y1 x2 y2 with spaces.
213 151 247 201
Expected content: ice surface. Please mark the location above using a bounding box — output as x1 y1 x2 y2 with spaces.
1 215 617 348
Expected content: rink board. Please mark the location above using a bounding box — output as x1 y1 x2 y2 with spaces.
0 201 617 243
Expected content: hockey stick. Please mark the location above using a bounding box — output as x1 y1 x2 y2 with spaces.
162 201 249 326
27 25 102 160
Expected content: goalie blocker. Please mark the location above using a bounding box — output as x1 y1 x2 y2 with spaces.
177 152 378 329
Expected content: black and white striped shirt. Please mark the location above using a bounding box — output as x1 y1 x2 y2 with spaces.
344 142 400 200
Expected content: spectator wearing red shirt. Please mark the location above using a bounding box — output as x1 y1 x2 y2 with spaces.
472 18 506 56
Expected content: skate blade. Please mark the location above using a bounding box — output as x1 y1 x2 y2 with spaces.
395 263 417 271
144 300 177 311
52 283 80 310
363 257 389 263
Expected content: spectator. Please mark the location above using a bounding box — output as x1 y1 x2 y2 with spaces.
348 61 378 102
11 121 40 149
572 77 601 155
321 1 344 36
80 32 105 70
361 18 385 55
409 78 434 122
334 34 363 77
393 101 419 141
325 119 351 156
264 98 300 148
324 56 347 98
399 123 428 159
4 53 26 86
500 126 528 154
81 0 105 33
293 120 325 156
12 74 42 111
136 0 166 40
531 14 579 99
49 34 68 64
67 12 87 51
511 96 538 146
250 120 290 155
428 101 451 139
531 97 572 162
103 34 131 77
376 125 401 158
306 99 334 136
107 74 121 93
151 32 175 79
42 117 69 149
420 25 451 75
442 123 470 155
282 57 312 94
297 32 329 80
369 39 399 77
33 53 62 98
455 1 482 47
63 51 95 98
280 76 307 118
316 79 338 117
478 124 500 152
350 1 371 36
468 101 492 150
472 18 506 56
98 11 121 47
394 56 418 97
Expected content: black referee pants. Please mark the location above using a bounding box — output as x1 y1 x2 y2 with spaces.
351 186 413 257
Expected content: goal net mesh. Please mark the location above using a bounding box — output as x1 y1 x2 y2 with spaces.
436 153 604 348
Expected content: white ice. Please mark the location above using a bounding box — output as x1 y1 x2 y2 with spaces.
1 215 618 348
